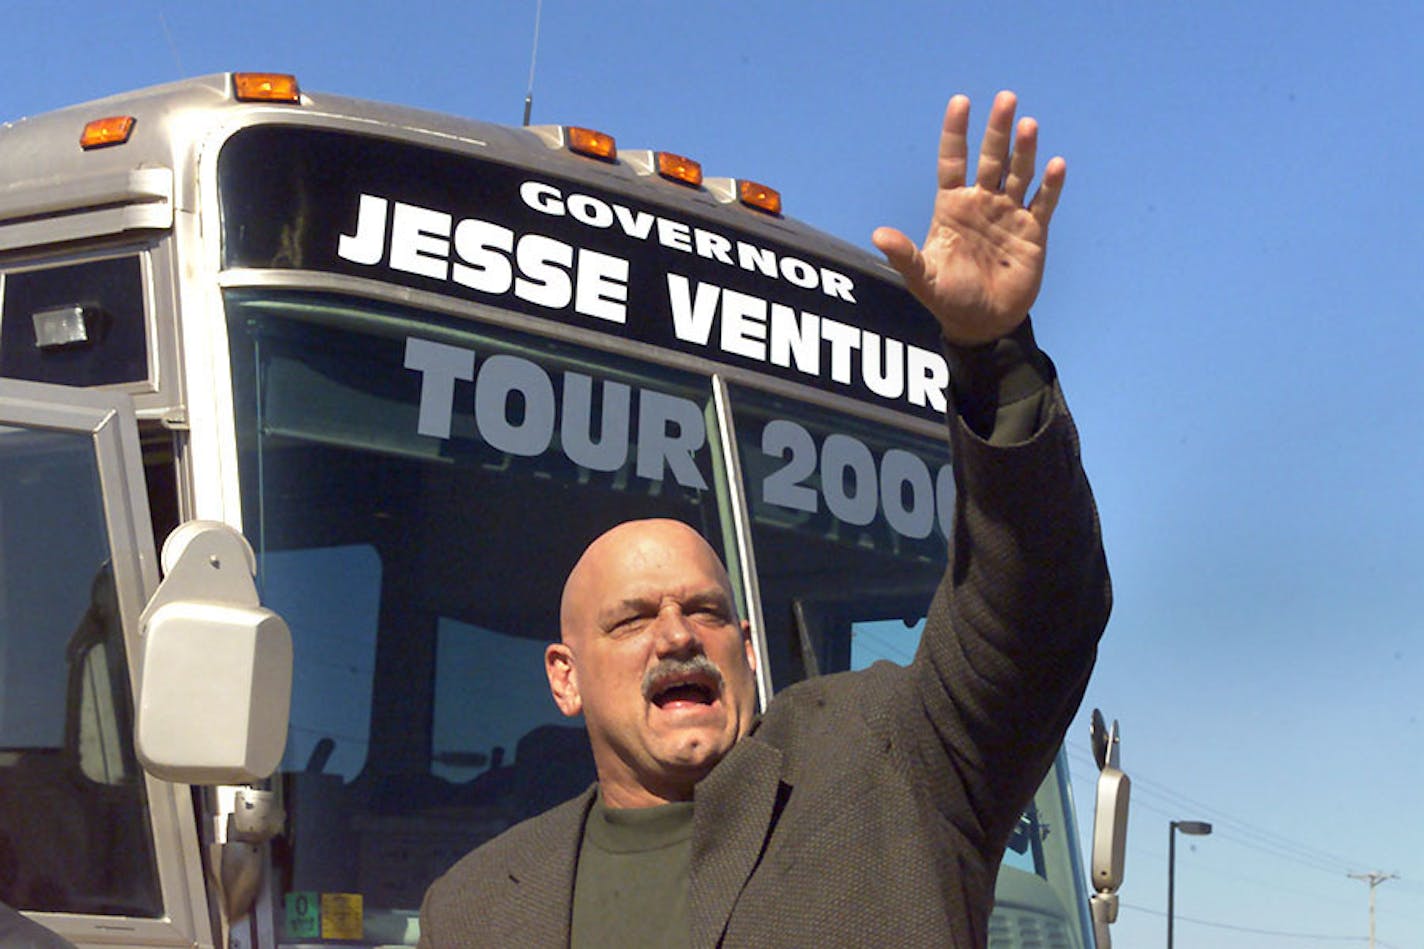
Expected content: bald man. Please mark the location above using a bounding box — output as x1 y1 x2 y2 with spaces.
419 91 1111 948
546 520 760 812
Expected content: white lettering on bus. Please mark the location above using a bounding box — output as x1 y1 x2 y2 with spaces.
451 219 515 293
694 228 733 264
403 339 707 490
390 203 453 280
404 337 954 542
761 417 953 541
513 234 574 309
340 194 937 412
337 194 390 265
666 274 948 412
614 204 656 240
519 179 856 303
404 337 474 438
338 193 630 324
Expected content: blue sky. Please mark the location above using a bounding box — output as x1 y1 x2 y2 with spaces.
7 1 1423 945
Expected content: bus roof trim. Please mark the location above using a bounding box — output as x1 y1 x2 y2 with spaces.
0 168 173 250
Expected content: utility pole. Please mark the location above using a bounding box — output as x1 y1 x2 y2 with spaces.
1347 871 1397 949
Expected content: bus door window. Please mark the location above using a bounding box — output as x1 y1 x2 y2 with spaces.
0 423 161 919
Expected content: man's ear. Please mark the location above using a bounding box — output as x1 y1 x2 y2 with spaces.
545 642 582 717
741 619 756 673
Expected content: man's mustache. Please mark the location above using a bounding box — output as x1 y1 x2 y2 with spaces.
642 653 724 700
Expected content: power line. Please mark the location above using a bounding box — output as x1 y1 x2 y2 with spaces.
1121 900 1366 943
1123 814 1361 911
1066 745 1424 917
1122 790 1357 881
1065 743 1388 876
1084 791 1424 935
1066 744 1353 869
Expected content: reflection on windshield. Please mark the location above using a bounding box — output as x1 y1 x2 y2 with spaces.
227 290 1090 947
430 619 574 784
259 546 381 782
733 387 1093 949
848 618 1089 947
227 290 735 941
729 385 949 691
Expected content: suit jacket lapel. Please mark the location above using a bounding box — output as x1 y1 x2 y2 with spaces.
688 737 785 949
498 787 595 947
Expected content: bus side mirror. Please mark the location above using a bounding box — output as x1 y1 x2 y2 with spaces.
135 521 292 785
1092 766 1129 891
1088 710 1130 948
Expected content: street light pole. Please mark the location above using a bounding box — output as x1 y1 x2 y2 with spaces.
1167 820 1212 949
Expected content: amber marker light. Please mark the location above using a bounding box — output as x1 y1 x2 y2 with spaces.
738 179 782 215
656 151 703 187
80 116 136 150
233 73 301 103
566 126 617 161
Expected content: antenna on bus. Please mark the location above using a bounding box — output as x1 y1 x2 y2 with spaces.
522 0 544 126
158 11 186 77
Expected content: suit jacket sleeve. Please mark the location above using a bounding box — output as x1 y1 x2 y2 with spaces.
909 319 1112 861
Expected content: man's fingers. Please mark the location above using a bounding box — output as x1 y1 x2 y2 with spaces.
936 95 971 191
974 90 1017 190
1003 117 1038 205
871 226 916 272
1029 156 1067 228
871 226 930 294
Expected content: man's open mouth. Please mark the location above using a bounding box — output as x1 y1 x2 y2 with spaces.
644 656 723 708
650 678 717 707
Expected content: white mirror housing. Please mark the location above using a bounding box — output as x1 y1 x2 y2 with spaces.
1091 766 1130 891
135 521 293 784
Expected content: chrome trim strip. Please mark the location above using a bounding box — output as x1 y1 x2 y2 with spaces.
711 373 774 709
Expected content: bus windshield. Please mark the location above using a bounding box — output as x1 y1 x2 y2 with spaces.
228 287 750 942
227 287 1090 947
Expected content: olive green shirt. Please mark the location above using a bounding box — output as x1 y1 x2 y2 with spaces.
570 794 695 948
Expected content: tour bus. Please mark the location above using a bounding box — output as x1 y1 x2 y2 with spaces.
0 73 1117 948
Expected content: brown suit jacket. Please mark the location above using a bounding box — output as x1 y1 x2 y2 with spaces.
418 382 1111 948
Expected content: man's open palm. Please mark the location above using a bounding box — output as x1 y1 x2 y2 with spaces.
873 91 1065 345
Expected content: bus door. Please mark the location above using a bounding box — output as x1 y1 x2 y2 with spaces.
0 380 207 948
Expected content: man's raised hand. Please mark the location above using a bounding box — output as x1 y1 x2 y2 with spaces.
872 91 1065 346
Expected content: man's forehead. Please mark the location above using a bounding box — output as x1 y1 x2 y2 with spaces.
585 520 718 573
598 575 734 613
561 519 731 630
587 534 730 600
